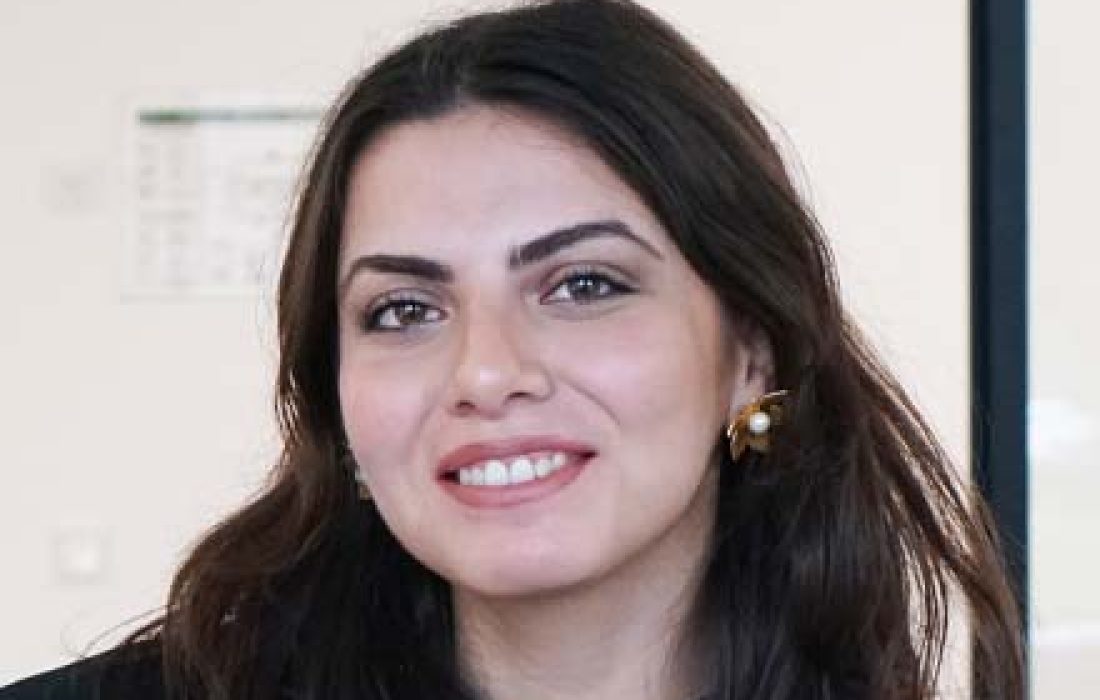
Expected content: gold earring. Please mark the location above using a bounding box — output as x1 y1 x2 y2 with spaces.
726 389 789 461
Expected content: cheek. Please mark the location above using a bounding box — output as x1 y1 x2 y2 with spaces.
551 304 727 430
545 303 728 558
338 352 433 478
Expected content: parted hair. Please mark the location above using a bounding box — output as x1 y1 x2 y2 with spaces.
129 1 1024 698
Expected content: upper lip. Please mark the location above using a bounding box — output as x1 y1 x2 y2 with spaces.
437 435 596 476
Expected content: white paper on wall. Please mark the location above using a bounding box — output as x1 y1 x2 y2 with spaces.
123 101 322 298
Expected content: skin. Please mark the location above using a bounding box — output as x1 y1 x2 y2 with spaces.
336 106 773 700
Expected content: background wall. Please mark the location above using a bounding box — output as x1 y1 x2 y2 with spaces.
1030 0 1100 696
0 0 969 688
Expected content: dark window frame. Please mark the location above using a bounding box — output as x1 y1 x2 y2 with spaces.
970 0 1029 693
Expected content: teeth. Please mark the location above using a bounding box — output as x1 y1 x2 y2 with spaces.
534 456 552 478
509 457 536 484
484 459 508 486
454 451 574 488
471 467 486 486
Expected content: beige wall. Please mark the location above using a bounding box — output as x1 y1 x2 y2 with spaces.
1030 1 1100 697
0 0 969 686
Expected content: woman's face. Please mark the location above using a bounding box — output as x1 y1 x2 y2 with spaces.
337 106 770 598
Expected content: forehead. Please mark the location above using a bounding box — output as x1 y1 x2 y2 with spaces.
340 106 663 256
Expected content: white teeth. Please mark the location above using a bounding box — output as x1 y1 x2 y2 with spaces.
509 457 535 484
454 451 575 488
484 459 509 486
534 456 552 478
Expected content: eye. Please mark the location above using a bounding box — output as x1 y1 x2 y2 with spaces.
542 267 634 305
361 295 446 332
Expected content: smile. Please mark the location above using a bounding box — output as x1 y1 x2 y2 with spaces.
437 436 596 507
456 451 568 487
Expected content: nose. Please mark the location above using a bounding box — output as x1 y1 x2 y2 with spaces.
446 304 553 418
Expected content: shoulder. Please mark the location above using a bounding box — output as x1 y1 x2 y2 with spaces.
0 643 166 700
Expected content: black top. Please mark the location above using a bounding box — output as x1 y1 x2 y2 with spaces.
1 646 725 700
0 645 166 700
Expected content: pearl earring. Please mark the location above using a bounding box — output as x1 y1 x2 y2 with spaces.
726 389 790 461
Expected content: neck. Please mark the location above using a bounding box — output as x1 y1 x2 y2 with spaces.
453 471 718 700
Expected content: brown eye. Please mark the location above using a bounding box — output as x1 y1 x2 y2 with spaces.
543 270 633 305
566 276 607 300
363 298 445 332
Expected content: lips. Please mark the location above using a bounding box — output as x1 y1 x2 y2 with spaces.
437 436 596 479
437 436 596 508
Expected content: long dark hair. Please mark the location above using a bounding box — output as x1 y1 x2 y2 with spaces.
131 1 1024 697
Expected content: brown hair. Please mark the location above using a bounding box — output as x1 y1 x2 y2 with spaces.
132 1 1024 698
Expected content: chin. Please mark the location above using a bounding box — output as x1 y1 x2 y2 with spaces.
453 570 589 600
444 544 605 600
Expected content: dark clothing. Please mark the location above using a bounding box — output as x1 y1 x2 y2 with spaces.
1 646 728 700
0 646 166 700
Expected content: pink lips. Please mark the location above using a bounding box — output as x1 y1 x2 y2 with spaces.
437 436 596 508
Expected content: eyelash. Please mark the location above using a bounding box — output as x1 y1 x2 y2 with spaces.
541 266 635 305
359 267 634 333
360 292 443 333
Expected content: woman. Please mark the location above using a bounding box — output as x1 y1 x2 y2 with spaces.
2 0 1023 698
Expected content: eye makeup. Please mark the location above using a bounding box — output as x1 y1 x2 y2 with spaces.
540 264 638 305
359 290 447 333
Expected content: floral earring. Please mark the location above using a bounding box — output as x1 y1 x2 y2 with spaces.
726 389 790 461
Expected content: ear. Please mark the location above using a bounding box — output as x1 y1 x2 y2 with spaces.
727 320 775 416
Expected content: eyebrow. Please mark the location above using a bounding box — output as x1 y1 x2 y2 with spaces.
508 219 663 267
338 218 663 301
